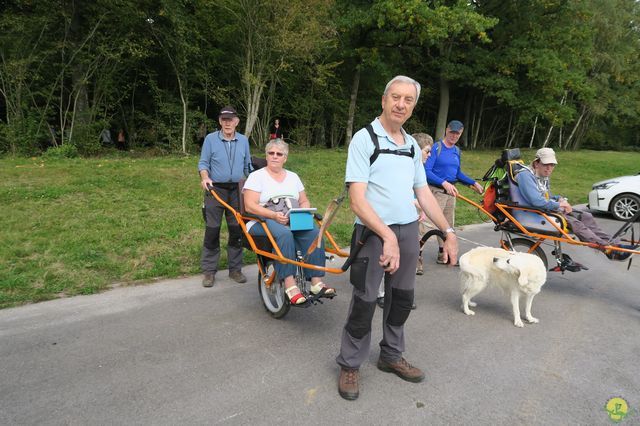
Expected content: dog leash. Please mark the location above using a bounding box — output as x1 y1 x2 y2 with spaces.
455 233 489 248
421 224 489 248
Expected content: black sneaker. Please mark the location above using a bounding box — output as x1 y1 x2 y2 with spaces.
605 244 638 261
376 297 384 308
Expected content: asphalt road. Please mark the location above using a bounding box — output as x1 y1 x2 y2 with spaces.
1 215 638 425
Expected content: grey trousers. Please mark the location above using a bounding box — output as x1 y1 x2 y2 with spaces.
336 222 419 369
201 187 243 274
565 208 616 246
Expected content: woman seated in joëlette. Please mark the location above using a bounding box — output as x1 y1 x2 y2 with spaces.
242 139 336 304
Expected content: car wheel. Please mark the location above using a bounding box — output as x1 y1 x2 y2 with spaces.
610 193 640 221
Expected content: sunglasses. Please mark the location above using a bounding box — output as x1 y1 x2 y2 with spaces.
267 151 285 157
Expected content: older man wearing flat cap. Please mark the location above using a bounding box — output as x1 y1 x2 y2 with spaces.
198 106 252 286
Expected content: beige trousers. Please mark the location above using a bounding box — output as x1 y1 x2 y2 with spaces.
424 184 456 247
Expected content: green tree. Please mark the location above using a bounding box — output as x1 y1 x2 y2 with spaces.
211 0 335 145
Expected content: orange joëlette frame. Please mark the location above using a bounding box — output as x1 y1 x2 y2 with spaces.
455 193 639 257
207 186 350 278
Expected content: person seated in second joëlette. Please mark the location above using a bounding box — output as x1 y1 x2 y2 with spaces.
515 147 637 261
242 139 336 304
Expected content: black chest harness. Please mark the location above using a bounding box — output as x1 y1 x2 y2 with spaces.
364 124 415 165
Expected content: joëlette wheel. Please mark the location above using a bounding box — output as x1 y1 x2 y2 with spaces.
503 238 548 269
257 259 290 319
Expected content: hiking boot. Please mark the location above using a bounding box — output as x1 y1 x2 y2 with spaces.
416 256 424 275
229 270 247 283
377 357 425 383
338 368 359 400
202 273 215 288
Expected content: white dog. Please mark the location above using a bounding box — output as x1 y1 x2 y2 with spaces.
459 247 547 327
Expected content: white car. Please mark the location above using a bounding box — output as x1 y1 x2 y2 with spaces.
588 173 640 221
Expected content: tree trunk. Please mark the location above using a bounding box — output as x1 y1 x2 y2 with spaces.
544 93 565 149
180 82 187 153
565 107 585 150
463 95 472 146
504 111 513 148
571 111 591 150
529 116 538 148
542 125 554 147
318 117 326 147
472 95 484 149
558 127 563 149
345 66 360 144
435 76 449 140
72 65 90 126
242 44 266 139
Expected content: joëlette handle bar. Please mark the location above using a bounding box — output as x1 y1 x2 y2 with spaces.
454 192 639 256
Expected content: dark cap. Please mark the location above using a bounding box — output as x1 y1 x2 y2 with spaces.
219 106 238 119
447 120 464 132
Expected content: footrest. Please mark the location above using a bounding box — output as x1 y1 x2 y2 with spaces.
305 289 336 305
550 252 589 272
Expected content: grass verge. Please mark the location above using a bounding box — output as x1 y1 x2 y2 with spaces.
1 148 638 307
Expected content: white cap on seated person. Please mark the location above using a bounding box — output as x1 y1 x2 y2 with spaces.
535 147 557 165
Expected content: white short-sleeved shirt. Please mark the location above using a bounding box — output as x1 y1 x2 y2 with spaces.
345 117 427 225
243 168 305 231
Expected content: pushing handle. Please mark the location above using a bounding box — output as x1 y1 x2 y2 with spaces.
341 227 374 271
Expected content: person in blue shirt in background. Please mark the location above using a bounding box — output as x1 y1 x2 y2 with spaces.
198 106 252 287
424 120 483 264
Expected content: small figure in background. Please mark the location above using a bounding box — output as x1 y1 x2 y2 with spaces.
100 128 113 146
117 128 126 151
269 118 283 140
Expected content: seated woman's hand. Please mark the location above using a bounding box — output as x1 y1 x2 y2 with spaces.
273 211 289 225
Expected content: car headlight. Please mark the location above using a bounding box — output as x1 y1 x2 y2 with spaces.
592 181 618 190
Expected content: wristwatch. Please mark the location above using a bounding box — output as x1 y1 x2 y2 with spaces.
445 227 456 235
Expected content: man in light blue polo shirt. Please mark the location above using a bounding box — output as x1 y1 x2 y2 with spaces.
336 76 458 401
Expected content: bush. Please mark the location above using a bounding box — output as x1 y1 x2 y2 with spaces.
0 115 48 156
42 144 79 159
71 122 104 156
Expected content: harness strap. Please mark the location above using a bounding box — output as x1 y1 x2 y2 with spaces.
434 140 460 158
365 124 415 165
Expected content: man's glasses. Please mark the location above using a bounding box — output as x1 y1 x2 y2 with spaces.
267 151 285 157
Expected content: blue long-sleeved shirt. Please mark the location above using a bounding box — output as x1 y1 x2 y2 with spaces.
514 168 561 211
425 141 475 187
198 130 252 182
